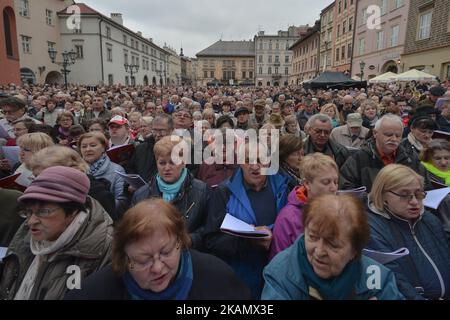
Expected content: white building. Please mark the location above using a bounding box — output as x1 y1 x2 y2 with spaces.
15 0 74 84
254 26 308 87
163 45 181 86
57 3 169 86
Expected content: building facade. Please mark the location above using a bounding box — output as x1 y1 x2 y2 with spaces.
0 0 20 84
254 26 307 87
319 2 335 72
190 57 199 86
15 0 72 84
352 0 410 80
164 45 181 86
196 40 255 86
401 0 450 80
57 3 169 86
331 0 357 73
290 21 321 85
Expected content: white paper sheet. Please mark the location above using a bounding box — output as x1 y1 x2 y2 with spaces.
337 186 367 197
114 170 147 189
15 169 34 187
363 247 410 265
220 213 270 239
423 187 450 210
1 146 20 166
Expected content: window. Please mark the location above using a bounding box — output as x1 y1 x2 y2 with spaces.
337 25 341 37
276 42 279 50
47 41 55 52
107 46 113 62
285 55 289 63
336 48 340 61
259 42 263 50
249 71 253 78
21 35 31 54
363 8 368 25
19 0 29 17
45 10 53 25
204 71 208 78
268 55 272 63
341 46 345 60
418 10 432 40
269 42 272 50
259 55 263 63
381 0 388 15
210 71 214 78
376 31 384 50
259 67 263 75
347 44 352 59
123 35 127 45
359 38 365 55
108 74 114 86
131 39 134 48
349 17 353 32
268 67 272 75
343 21 346 34
106 26 111 39
242 71 246 79
338 1 342 13
391 25 400 47
3 9 13 57
75 45 83 59
285 67 289 75
275 55 279 63
275 67 279 74
395 0 404 9
125 76 129 86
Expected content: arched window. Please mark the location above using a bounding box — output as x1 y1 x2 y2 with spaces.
3 8 14 57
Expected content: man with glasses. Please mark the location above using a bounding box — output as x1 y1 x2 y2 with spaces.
340 114 433 192
173 106 193 131
126 114 173 183
304 114 349 169
0 97 36 139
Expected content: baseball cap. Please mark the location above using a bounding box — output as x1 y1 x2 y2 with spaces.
108 115 129 126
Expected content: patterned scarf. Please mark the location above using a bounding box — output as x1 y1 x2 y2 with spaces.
89 154 108 176
123 250 193 300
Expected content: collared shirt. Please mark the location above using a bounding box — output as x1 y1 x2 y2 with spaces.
377 147 397 166
242 175 277 227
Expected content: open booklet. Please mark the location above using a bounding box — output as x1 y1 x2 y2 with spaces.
107 144 135 165
337 186 367 198
423 187 450 210
115 170 147 189
362 247 409 265
220 213 271 239
433 130 450 142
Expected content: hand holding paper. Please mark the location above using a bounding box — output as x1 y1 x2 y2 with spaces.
220 214 271 239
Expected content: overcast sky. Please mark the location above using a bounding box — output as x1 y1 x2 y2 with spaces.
83 0 333 57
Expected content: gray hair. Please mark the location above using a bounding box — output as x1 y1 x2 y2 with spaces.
374 114 404 131
153 113 173 129
306 114 332 128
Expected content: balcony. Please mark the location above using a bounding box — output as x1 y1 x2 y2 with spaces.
274 62 281 67
272 74 282 80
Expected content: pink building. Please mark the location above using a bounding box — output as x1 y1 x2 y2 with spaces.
352 0 411 80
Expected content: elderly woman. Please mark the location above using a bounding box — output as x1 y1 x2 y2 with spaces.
420 139 450 186
132 135 208 249
400 116 437 158
263 194 404 300
0 166 113 300
278 134 304 190
78 132 126 207
64 199 250 300
367 164 450 300
28 145 117 220
283 115 306 139
360 100 379 130
270 153 339 260
52 111 75 146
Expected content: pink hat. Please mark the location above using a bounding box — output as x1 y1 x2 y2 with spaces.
18 166 90 204
108 115 129 126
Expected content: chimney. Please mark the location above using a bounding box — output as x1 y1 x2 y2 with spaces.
137 31 142 37
110 13 123 25
258 31 265 36
148 38 153 43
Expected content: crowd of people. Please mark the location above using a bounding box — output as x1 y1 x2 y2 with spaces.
0 79 450 300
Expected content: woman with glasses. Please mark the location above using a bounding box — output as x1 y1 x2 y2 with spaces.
367 164 450 300
0 166 113 300
52 111 75 146
65 199 250 300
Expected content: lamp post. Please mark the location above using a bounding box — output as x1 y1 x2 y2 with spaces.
359 60 366 81
48 48 77 90
124 63 139 86
396 59 402 74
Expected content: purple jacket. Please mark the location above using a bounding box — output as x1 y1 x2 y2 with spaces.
269 187 306 260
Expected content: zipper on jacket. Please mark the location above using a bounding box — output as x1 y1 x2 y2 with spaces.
409 222 446 298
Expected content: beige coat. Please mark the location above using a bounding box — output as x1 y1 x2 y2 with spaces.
330 125 369 149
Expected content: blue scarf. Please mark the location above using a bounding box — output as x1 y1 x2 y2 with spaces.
123 250 193 300
297 235 361 300
89 154 108 176
156 168 188 202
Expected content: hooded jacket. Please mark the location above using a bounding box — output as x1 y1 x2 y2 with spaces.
0 197 113 300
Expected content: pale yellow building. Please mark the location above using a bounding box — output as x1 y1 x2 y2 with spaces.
196 40 255 86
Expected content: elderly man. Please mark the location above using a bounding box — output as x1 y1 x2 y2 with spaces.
83 96 112 124
127 114 173 183
296 99 318 130
330 113 369 150
235 106 254 131
204 141 289 299
0 97 38 139
249 99 269 129
211 95 222 114
340 95 356 122
303 114 349 168
436 99 450 132
173 105 193 130
340 114 432 192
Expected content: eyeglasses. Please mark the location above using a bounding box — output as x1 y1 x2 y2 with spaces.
175 113 192 119
312 128 331 135
127 239 180 271
388 190 427 202
19 207 60 219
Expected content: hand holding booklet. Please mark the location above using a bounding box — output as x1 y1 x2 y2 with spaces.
115 170 147 189
363 247 409 265
220 214 271 239
337 186 367 198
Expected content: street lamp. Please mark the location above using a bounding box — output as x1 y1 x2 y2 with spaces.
396 59 402 74
359 60 366 81
124 63 139 86
48 48 77 90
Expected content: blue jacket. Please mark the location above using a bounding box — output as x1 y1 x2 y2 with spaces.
367 203 450 300
204 169 289 299
262 237 404 300
91 157 126 203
